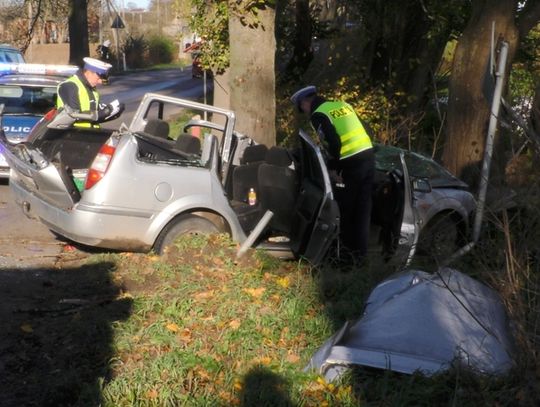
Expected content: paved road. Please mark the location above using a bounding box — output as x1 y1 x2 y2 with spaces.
0 67 208 269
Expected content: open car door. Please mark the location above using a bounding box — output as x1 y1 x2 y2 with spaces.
392 152 419 266
290 130 340 264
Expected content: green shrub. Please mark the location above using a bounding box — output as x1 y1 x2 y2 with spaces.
147 35 176 65
122 34 149 69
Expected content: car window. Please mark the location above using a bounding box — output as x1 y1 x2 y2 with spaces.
374 144 459 185
0 49 25 63
0 84 57 114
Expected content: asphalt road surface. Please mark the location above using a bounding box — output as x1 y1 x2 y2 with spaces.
0 67 208 268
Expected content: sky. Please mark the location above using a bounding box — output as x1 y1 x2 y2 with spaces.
123 0 150 10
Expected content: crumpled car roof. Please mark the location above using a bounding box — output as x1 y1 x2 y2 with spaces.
306 268 514 381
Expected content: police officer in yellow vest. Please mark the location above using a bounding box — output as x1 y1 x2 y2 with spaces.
291 85 375 261
57 57 124 127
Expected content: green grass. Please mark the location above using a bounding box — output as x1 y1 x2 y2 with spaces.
31 230 538 406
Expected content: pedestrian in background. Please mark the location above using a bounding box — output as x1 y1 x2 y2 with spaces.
291 85 375 263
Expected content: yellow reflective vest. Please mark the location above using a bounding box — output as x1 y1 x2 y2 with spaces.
57 74 100 128
314 101 372 159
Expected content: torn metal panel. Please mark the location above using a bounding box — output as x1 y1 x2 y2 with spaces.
307 268 514 381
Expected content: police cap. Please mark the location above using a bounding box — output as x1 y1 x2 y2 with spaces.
290 85 317 111
83 57 112 75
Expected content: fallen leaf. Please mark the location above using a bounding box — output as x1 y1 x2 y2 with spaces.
276 276 290 288
146 388 159 399
229 319 241 330
243 287 266 298
20 323 33 333
233 380 243 391
195 290 215 300
166 322 181 333
179 328 192 342
286 353 300 363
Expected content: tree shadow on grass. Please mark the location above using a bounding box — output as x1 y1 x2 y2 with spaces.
239 366 295 407
0 262 132 407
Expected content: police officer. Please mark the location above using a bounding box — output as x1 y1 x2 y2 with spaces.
291 85 375 262
56 57 124 127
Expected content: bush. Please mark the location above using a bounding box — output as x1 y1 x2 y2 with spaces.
122 34 148 69
147 35 176 65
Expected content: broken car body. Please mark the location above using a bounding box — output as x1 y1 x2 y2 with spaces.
306 268 515 380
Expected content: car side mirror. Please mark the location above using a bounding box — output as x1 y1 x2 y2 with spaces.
412 177 432 193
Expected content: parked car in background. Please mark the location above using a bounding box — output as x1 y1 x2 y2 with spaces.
0 63 78 178
0 44 25 63
0 93 475 265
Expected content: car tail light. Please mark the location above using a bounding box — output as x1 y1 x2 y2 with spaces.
43 108 57 121
84 138 118 190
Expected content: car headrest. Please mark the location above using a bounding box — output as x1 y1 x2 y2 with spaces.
144 119 169 139
265 146 292 167
241 144 268 164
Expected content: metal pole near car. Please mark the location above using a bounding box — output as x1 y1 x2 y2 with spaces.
441 38 509 267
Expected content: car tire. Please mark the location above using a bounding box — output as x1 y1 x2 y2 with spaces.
154 214 221 255
417 214 461 261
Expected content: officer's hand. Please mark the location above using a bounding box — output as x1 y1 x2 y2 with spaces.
104 99 125 121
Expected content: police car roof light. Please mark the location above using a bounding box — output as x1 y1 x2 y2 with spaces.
0 63 78 77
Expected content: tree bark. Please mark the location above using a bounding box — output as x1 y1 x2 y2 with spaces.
284 0 313 79
442 0 519 187
68 0 90 65
228 5 276 146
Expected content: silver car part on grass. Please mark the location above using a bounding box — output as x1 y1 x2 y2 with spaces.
306 268 514 380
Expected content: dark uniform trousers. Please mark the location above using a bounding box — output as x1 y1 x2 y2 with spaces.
336 149 375 259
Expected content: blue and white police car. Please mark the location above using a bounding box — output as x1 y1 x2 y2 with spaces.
0 63 78 178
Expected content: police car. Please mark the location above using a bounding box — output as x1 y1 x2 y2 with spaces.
0 62 78 178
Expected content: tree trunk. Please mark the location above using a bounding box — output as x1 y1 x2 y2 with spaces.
442 0 519 186
228 5 276 146
68 0 90 65
284 0 312 79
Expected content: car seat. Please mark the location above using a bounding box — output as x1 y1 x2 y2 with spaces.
144 119 170 139
257 146 298 234
175 134 201 155
229 144 269 234
232 144 268 202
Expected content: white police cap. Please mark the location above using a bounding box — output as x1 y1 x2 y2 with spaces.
290 85 317 110
83 57 112 75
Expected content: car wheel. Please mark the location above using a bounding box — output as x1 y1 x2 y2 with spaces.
154 214 221 254
417 214 461 261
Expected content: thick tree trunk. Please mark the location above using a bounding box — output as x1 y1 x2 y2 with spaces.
442 0 519 186
284 0 313 79
228 6 276 146
68 0 90 66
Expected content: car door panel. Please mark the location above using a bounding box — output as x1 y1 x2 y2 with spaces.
290 130 340 264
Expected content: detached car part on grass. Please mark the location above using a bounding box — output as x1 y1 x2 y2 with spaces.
306 268 515 380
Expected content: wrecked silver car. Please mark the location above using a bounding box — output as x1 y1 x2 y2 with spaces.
0 93 473 264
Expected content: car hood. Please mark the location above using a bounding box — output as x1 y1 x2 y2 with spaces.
1 115 41 143
306 268 514 379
